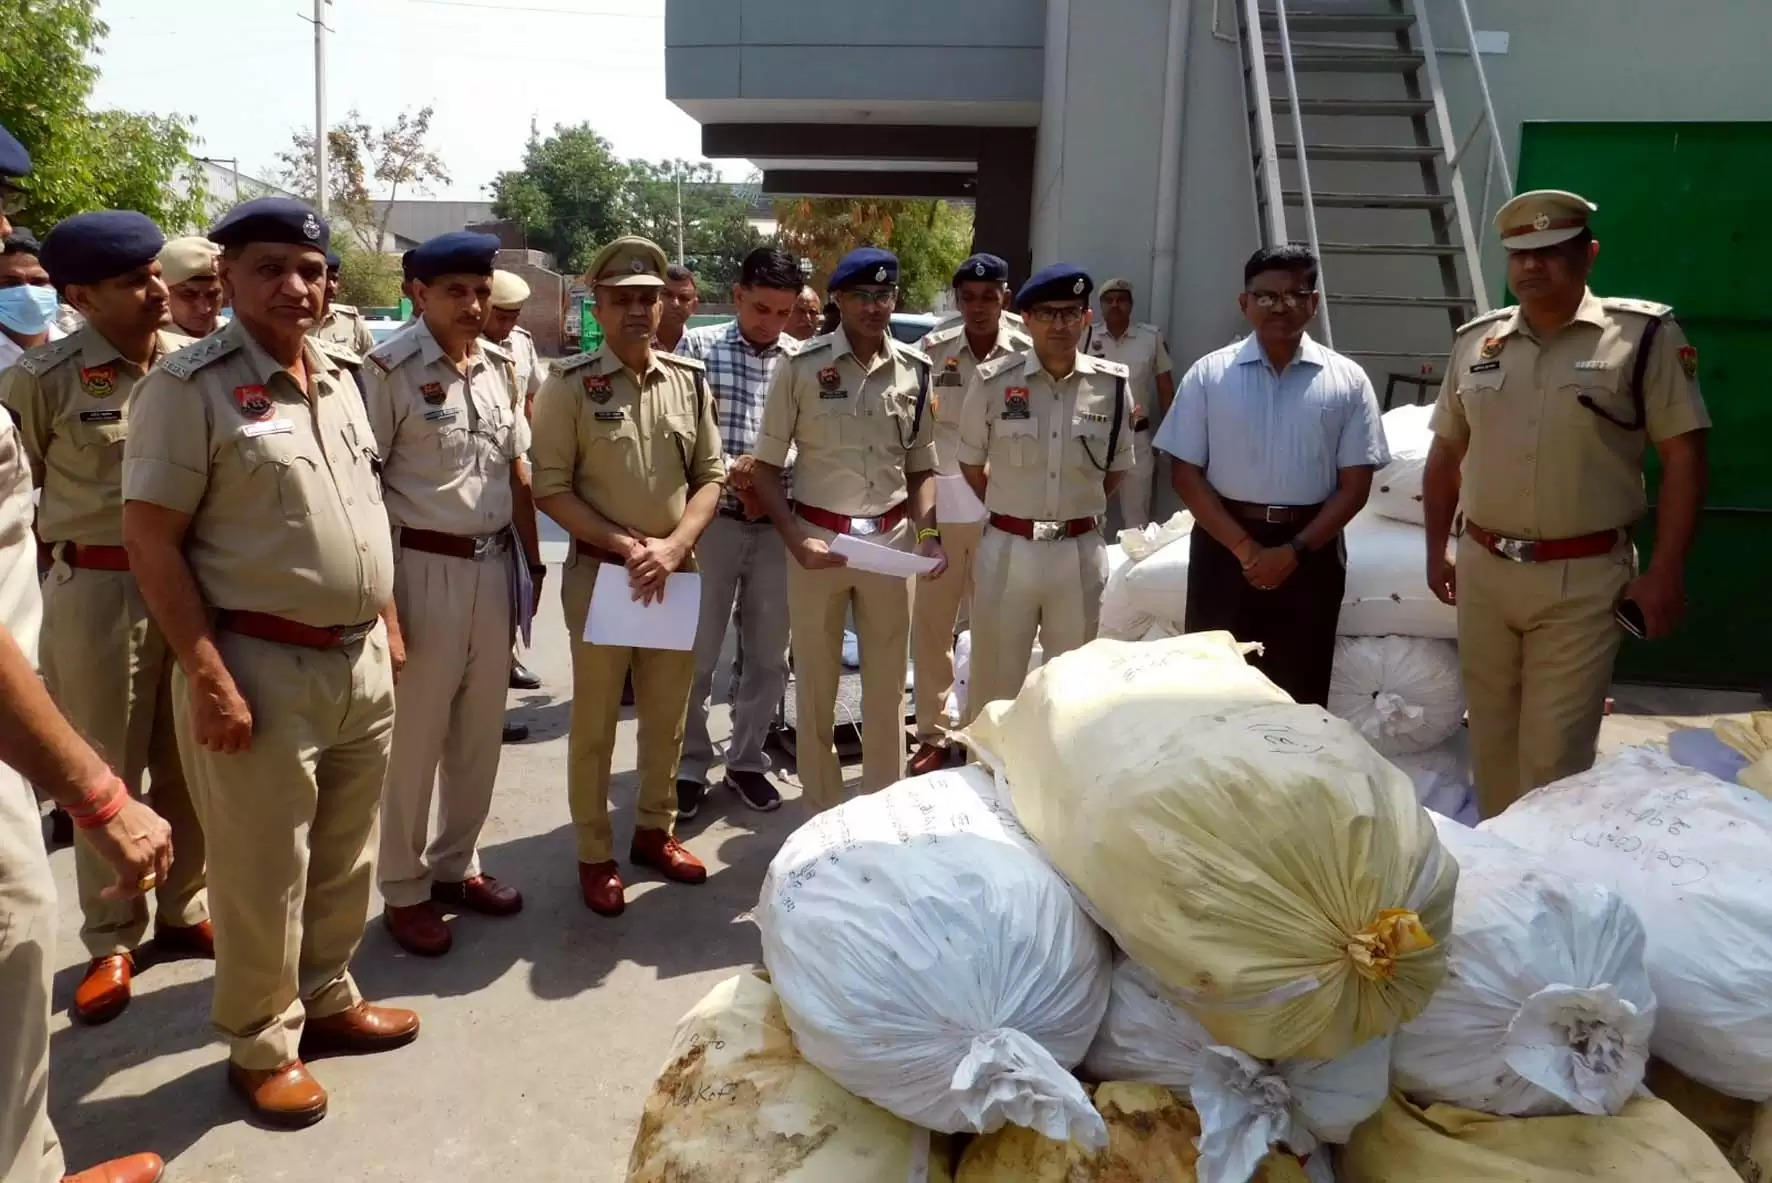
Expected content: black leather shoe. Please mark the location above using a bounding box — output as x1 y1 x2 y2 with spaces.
502 721 529 744
676 779 707 822
508 660 541 691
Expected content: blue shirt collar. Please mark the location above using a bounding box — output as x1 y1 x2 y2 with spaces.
1233 330 1326 372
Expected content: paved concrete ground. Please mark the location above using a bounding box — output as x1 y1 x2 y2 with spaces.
37 542 1765 1180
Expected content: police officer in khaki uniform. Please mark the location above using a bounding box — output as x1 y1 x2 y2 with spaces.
959 264 1133 717
362 232 540 957
158 235 226 339
750 247 945 812
1424 190 1710 818
1087 277 1175 530
123 197 418 1128
0 211 211 1028
907 252 1029 775
310 250 375 356
483 268 547 710
531 235 725 917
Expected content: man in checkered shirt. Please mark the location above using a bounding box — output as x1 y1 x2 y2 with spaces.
672 247 804 817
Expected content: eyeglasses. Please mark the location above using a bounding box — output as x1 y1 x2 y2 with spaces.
1025 305 1087 326
842 287 898 307
1247 288 1317 310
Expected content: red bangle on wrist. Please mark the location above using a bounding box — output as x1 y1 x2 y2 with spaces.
72 787 127 829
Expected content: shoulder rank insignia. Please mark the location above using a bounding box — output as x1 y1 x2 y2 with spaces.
1455 306 1511 336
658 351 705 371
157 332 242 381
553 351 600 375
15 334 82 378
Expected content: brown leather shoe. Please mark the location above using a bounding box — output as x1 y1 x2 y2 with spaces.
72 954 134 1025
907 741 952 777
227 1060 327 1128
61 1151 165 1183
383 902 452 956
579 860 625 915
154 918 215 958
299 1001 420 1058
629 828 707 884
432 874 523 916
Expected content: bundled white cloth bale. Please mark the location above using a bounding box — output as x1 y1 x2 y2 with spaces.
1099 512 1194 639
944 629 973 723
1084 957 1390 1182
1394 816 1656 1117
1388 729 1479 825
757 766 1113 1147
965 632 1458 1063
1369 403 1435 525
1339 512 1457 639
1328 635 1466 756
1484 747 1772 1101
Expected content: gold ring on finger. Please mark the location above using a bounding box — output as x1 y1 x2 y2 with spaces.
136 873 158 892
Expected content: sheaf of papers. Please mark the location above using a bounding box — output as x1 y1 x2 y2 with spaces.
829 534 940 578
936 473 987 524
585 563 701 651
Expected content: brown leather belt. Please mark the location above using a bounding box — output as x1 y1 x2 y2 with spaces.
1223 498 1323 525
574 539 624 564
988 513 1098 541
400 526 507 560
217 609 377 650
1466 522 1622 564
66 543 131 571
794 500 907 537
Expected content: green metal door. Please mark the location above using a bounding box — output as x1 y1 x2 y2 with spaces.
1517 121 1772 691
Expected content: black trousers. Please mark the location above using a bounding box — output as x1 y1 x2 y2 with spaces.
1184 522 1346 707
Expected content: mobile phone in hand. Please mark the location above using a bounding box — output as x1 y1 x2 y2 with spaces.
1614 597 1648 640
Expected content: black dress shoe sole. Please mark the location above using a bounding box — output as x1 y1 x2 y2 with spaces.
725 779 782 813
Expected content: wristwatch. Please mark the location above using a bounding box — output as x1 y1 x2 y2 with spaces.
1287 536 1310 556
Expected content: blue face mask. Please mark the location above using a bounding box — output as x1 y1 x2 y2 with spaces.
0 283 60 335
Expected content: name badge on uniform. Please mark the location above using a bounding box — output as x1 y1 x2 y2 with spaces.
1468 360 1501 374
817 365 847 400
593 409 626 422
420 381 447 405
1001 387 1031 420
78 409 123 424
241 418 294 438
1573 360 1613 371
423 406 459 423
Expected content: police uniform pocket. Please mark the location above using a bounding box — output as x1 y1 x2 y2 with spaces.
801 404 850 449
1069 419 1113 476
233 433 317 524
992 419 1040 468
1560 375 1634 430
585 412 644 481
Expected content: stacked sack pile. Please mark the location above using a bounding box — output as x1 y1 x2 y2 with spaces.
1099 403 1476 822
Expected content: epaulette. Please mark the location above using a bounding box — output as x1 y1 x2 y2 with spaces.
333 303 361 318
1085 356 1130 379
1136 321 1163 334
657 350 706 371
1602 297 1673 319
478 337 512 364
363 327 422 376
553 351 602 375
157 328 195 350
793 333 835 358
920 323 964 349
977 352 1024 381
1454 307 1513 335
1004 327 1034 350
15 334 84 377
314 338 363 370
892 340 930 367
158 332 243 380
510 324 534 342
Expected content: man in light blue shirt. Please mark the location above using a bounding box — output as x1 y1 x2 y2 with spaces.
1153 244 1387 704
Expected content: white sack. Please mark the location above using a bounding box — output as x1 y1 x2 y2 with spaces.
1388 730 1480 825
1369 403 1435 525
1339 512 1457 639
1328 635 1466 755
757 766 1113 1146
1395 816 1656 1117
1098 512 1194 639
944 629 973 723
1483 747 1772 1101
1085 957 1389 1183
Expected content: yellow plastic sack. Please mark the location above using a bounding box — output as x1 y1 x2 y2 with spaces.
1716 712 1772 799
1339 1093 1740 1182
965 633 1456 1061
1647 1059 1772 1182
626 973 953 1183
956 1082 1316 1182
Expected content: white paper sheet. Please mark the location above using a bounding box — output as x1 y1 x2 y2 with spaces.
830 534 940 578
584 563 701 651
936 473 987 524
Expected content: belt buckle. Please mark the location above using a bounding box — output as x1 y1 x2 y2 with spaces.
1033 520 1064 542
850 516 881 537
1496 536 1533 563
1263 505 1286 524
333 621 376 646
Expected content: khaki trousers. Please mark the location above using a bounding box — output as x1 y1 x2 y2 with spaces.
911 518 983 743
561 554 693 863
173 626 394 1070
968 527 1108 723
682 515 791 784
378 548 511 908
41 562 207 956
0 768 63 1183
785 519 912 813
1457 534 1631 819
1115 427 1156 531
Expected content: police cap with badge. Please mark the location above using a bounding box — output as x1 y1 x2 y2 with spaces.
158 236 221 287
585 235 668 288
953 252 1008 287
828 246 897 291
1015 262 1093 311
1495 189 1595 252
40 210 165 288
407 230 500 284
208 196 330 252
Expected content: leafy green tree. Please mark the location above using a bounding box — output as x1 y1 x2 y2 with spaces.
276 107 450 253
624 159 764 297
776 198 974 311
490 123 630 275
330 236 400 309
0 0 206 232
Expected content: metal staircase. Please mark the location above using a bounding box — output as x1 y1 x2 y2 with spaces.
1235 0 1513 388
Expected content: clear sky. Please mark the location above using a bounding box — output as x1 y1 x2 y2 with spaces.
88 0 738 201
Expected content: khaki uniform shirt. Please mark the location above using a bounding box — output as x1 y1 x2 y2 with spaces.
310 303 375 357
916 317 1032 475
122 319 394 628
1430 290 1710 539
958 351 1135 521
492 324 545 401
362 320 530 537
0 414 41 663
1086 321 1173 424
755 327 936 517
530 345 726 543
0 326 191 545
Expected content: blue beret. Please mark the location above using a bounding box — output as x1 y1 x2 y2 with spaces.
953 253 1009 286
0 124 29 180
401 250 416 281
208 196 329 252
1015 263 1093 310
325 250 342 270
3 228 41 256
408 231 500 284
829 247 897 291
41 211 165 287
